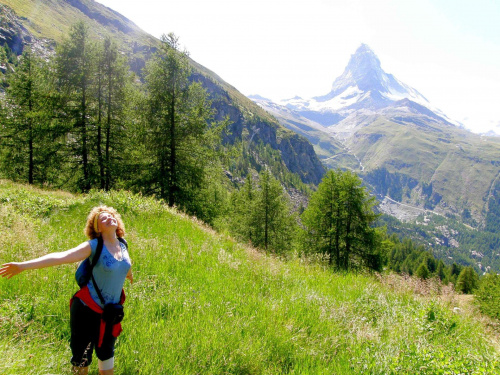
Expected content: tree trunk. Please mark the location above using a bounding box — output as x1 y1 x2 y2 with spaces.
28 124 33 184
168 87 176 206
264 185 269 250
105 64 112 191
344 215 351 270
27 63 33 184
81 80 90 192
328 185 334 265
335 204 341 268
97 69 104 190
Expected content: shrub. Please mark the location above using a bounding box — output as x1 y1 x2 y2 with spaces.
475 273 500 320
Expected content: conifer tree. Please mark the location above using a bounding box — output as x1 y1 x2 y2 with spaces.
300 169 342 265
475 273 500 319
96 37 130 190
252 170 295 253
301 169 384 271
242 174 257 242
141 33 217 209
1 49 61 185
456 266 479 294
436 260 446 281
56 21 96 191
416 262 430 280
449 262 462 284
228 175 256 242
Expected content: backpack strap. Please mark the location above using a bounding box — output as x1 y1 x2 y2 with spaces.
117 237 128 249
91 236 104 268
91 236 106 306
92 272 106 306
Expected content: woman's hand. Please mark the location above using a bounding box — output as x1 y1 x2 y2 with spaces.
126 268 133 284
0 263 25 279
0 242 91 278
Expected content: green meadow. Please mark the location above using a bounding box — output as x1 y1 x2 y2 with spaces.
0 180 498 374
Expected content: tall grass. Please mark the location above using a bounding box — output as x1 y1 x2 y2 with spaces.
0 180 499 374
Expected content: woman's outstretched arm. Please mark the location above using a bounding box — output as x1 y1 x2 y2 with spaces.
0 241 92 279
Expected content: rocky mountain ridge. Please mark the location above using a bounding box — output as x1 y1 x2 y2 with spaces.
0 4 54 60
278 44 456 127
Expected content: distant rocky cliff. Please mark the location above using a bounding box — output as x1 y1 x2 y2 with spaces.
192 73 325 185
0 4 54 58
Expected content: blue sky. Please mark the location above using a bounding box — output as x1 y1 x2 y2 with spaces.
96 0 500 134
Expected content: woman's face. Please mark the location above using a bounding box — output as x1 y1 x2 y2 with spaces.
98 212 118 233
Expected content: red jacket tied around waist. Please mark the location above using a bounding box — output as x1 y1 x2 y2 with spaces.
70 286 125 347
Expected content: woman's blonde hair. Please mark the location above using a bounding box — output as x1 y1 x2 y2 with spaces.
84 206 125 239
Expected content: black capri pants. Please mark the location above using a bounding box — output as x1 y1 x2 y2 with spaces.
70 297 117 367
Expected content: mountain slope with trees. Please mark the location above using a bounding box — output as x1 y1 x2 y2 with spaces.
0 0 325 189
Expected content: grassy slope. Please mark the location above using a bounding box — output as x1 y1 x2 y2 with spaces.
0 180 499 374
0 0 155 46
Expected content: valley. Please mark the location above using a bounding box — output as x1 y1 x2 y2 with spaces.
251 45 500 273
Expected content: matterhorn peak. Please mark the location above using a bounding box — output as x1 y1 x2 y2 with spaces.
329 43 386 94
272 43 453 126
356 43 374 53
347 44 382 74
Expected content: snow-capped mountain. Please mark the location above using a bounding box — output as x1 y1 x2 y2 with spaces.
276 44 456 126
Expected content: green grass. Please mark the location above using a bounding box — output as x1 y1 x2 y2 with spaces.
0 180 499 374
0 0 156 46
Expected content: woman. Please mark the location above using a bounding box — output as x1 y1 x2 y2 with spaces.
0 206 133 375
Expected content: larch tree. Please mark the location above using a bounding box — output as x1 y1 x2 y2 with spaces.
229 175 256 243
252 170 296 253
300 170 342 265
416 262 430 280
475 273 500 319
56 21 96 191
1 48 61 185
301 169 385 271
456 266 479 294
141 33 218 210
97 37 130 190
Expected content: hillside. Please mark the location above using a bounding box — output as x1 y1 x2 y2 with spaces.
0 180 499 374
252 45 500 273
254 96 500 272
0 0 155 45
0 0 325 186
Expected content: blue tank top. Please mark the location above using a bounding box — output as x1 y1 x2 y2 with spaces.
86 238 131 308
